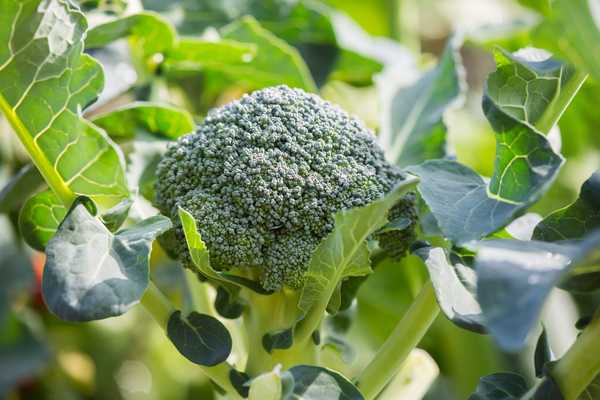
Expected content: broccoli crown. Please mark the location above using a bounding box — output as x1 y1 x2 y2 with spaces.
155 85 404 290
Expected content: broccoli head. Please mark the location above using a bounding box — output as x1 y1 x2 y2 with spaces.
155 85 406 291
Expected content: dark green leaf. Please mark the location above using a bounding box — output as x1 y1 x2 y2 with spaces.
19 190 67 251
214 286 245 319
468 373 528 400
381 35 464 167
92 102 194 141
167 310 232 366
100 197 132 232
42 203 171 321
263 328 294 353
283 365 364 400
0 164 44 213
534 329 554 378
0 0 129 207
414 246 486 333
475 231 600 350
229 369 251 398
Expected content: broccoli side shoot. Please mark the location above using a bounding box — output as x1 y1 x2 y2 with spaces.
155 85 405 290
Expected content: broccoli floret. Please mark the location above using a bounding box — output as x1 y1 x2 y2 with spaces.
155 85 405 291
373 192 418 260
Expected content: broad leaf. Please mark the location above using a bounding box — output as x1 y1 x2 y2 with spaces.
42 203 171 321
86 12 176 57
533 170 600 241
92 102 194 141
474 231 600 350
408 48 583 244
0 164 44 213
297 177 418 331
283 365 364 400
221 16 317 92
167 310 232 366
178 207 271 294
414 246 485 333
0 0 129 208
469 373 528 400
381 35 465 167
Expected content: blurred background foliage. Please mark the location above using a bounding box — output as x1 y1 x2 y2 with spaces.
1 0 599 399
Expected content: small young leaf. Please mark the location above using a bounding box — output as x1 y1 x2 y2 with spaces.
229 369 251 398
414 246 486 333
468 373 528 400
19 190 67 251
42 204 171 321
214 286 245 319
92 102 195 142
381 35 465 167
475 231 600 351
178 207 272 294
282 365 364 400
249 368 283 400
263 328 294 353
167 310 232 367
100 198 133 232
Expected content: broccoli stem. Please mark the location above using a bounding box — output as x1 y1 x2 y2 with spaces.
356 280 439 400
140 281 243 399
243 288 317 376
550 312 600 400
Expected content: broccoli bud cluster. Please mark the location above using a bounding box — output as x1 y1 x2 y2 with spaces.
155 85 407 290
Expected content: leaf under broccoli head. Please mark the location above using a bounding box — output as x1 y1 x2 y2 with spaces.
154 85 410 291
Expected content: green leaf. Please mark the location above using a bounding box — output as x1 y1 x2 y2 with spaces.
162 38 258 77
42 203 172 321
326 243 371 315
221 16 317 92
19 190 67 251
534 329 554 378
214 285 245 319
0 0 129 208
0 164 44 213
468 373 528 400
533 170 600 241
166 310 232 366
92 102 194 141
86 11 176 57
178 207 272 294
381 35 465 167
579 375 600 400
282 365 364 400
408 48 584 245
249 368 283 400
263 328 294 353
297 177 418 335
0 229 33 323
413 245 485 333
100 197 132 232
474 231 600 351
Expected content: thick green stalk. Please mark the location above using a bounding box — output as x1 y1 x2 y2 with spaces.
550 313 600 400
356 281 440 400
140 282 243 400
243 288 316 376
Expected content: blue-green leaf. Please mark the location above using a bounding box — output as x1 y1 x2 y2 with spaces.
381 35 464 167
167 310 232 366
468 373 528 400
42 203 171 321
408 48 584 244
475 231 600 350
283 365 364 400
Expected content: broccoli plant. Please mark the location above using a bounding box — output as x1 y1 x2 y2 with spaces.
1 1 600 400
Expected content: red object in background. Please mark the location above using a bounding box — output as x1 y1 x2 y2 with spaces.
31 252 45 307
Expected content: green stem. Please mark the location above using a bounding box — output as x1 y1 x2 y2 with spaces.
356 281 439 400
140 281 243 400
0 94 76 206
550 313 600 400
243 288 316 376
534 71 587 134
